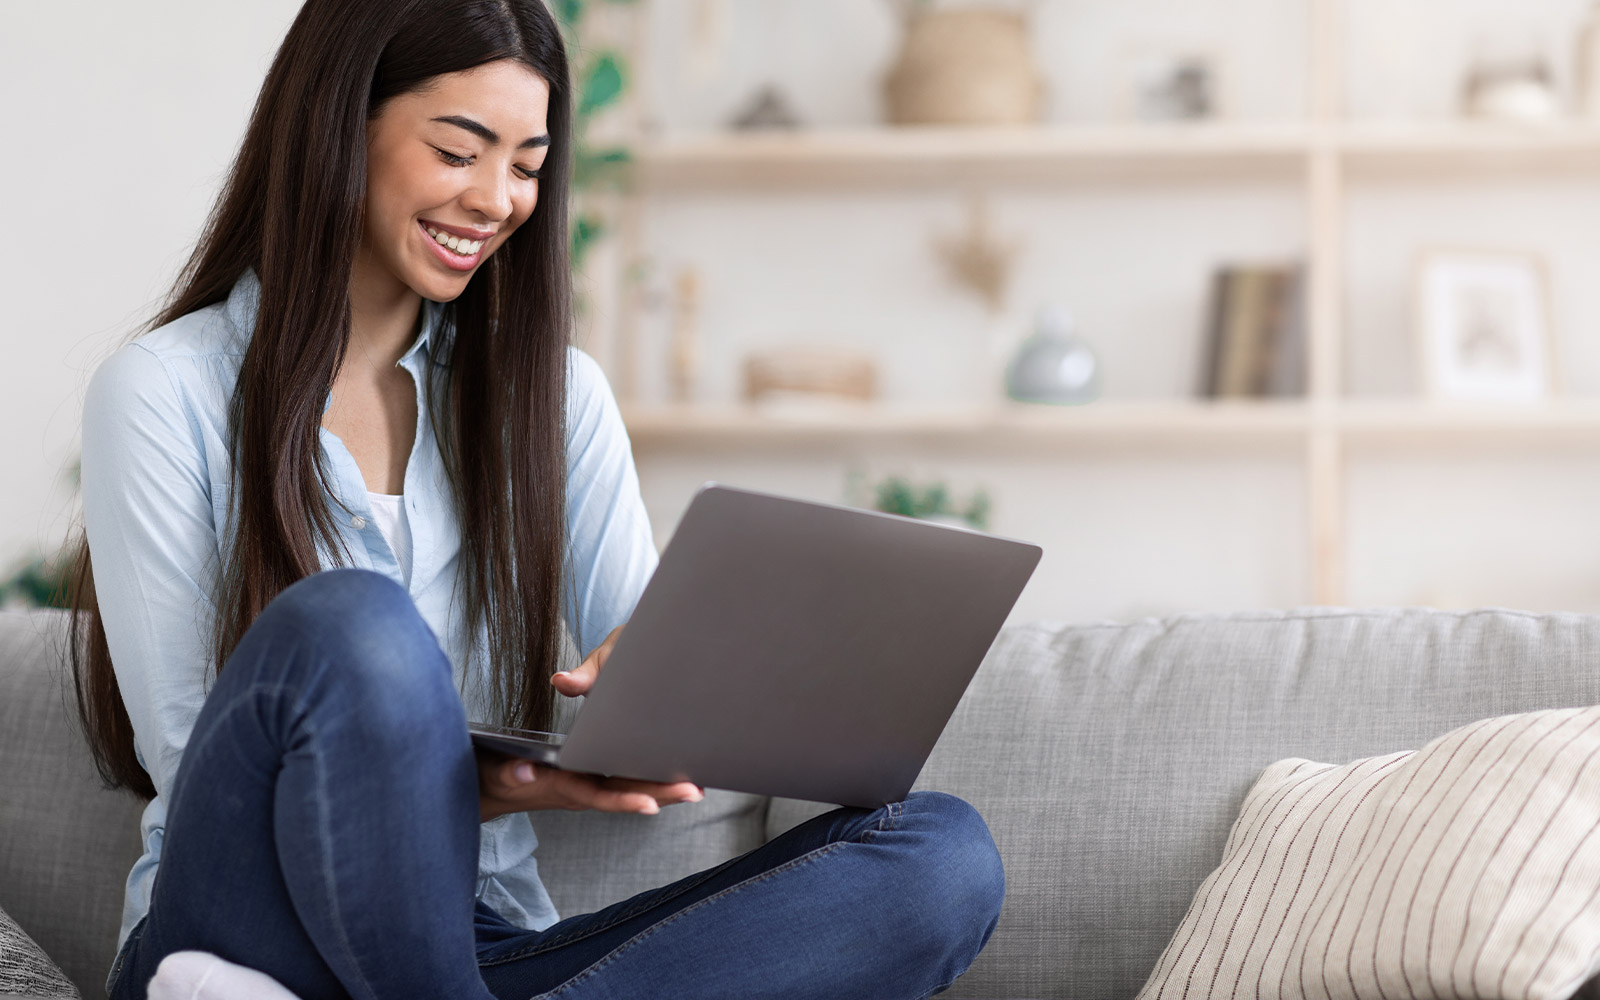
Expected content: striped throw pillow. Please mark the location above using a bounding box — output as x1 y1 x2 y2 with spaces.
1137 706 1600 1000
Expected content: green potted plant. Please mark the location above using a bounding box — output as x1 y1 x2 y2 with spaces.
854 472 992 531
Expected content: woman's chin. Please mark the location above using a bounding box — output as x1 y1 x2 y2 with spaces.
409 263 476 302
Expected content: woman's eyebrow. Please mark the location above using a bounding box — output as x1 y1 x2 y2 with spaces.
430 114 551 150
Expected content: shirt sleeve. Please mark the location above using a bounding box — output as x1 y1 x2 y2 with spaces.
80 343 220 804
562 346 657 659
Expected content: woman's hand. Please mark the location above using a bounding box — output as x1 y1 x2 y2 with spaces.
478 624 704 822
477 754 702 822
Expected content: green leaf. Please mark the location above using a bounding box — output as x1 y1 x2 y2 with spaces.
579 53 626 118
574 146 633 190
555 0 584 29
0 556 73 609
964 491 992 531
571 213 606 274
916 483 951 518
874 478 916 518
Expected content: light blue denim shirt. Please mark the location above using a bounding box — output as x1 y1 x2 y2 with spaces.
80 269 658 953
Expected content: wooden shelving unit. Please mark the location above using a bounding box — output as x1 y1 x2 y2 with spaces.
610 0 1600 608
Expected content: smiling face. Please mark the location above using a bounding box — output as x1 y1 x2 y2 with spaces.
358 59 552 305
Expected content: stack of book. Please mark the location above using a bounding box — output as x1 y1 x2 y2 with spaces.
1197 264 1306 398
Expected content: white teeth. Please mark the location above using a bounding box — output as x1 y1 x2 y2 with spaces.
424 226 483 256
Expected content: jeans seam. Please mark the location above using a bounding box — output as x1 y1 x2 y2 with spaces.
106 917 145 997
300 710 378 1000
511 855 742 955
863 798 902 846
528 842 851 998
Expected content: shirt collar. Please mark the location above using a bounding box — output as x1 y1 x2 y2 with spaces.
226 267 448 367
225 268 448 415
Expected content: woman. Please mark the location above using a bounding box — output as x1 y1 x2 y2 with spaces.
74 2 1005 998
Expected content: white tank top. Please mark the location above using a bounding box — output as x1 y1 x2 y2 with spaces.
365 491 413 587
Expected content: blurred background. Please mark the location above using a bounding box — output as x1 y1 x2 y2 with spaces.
9 0 1600 624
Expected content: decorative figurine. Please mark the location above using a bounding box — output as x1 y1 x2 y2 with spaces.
729 84 803 130
669 268 701 404
1006 305 1101 405
935 195 1023 315
1462 40 1561 121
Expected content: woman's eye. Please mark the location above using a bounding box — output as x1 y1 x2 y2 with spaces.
435 147 539 180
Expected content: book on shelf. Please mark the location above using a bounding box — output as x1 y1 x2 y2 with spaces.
1198 263 1306 399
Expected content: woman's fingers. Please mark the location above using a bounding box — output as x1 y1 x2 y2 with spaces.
549 664 595 697
555 772 702 813
552 624 626 697
590 787 662 814
601 777 704 805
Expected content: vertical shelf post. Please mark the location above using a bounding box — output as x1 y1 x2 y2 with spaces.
608 0 653 403
1307 0 1346 605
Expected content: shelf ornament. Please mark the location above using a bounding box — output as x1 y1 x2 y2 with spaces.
934 195 1023 314
882 0 1045 126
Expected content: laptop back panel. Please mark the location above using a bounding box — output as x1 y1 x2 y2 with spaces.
557 485 1041 807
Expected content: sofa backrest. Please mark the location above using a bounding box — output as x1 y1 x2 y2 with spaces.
9 606 1600 999
0 610 144 996
769 608 1600 999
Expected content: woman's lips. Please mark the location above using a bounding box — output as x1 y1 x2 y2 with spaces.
419 220 482 272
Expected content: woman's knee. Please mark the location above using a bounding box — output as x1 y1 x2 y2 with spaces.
904 791 1005 908
889 791 1007 958
229 569 454 721
263 568 419 640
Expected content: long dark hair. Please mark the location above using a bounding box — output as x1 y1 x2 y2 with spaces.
70 0 576 799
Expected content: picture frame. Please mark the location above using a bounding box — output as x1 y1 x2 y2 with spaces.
1414 249 1556 402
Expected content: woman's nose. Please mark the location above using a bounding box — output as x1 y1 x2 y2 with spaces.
461 167 513 222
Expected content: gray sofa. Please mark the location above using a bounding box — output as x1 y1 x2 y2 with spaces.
6 604 1600 999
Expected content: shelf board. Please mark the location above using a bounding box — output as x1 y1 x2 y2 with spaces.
623 400 1312 449
632 121 1600 188
1337 121 1600 177
624 400 1600 450
634 123 1315 188
1337 400 1600 447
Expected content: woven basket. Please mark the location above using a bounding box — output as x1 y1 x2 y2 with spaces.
883 8 1044 126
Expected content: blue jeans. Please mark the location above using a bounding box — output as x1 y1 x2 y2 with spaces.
107 569 1005 1000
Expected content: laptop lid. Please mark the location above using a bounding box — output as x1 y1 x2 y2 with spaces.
556 483 1042 807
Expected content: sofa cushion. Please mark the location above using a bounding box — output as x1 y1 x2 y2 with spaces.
0 610 145 997
0 902 79 999
1139 705 1600 1000
529 789 770 919
771 608 1600 999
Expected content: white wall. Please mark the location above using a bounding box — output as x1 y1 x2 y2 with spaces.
0 1 304 569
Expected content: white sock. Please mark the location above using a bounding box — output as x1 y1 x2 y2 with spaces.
146 951 303 1000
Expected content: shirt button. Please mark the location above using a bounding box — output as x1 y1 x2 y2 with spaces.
351 516 367 530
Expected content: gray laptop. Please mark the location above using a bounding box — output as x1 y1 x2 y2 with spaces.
469 483 1041 807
